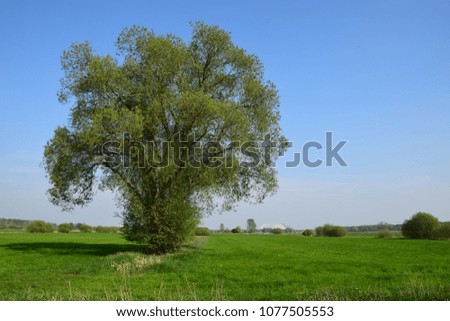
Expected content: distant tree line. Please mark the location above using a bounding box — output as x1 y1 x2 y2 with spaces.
26 221 121 234
172 213 450 239
345 222 402 232
216 220 409 235
0 218 38 229
0 218 120 233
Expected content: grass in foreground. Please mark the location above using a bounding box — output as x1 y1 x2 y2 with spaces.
0 232 448 300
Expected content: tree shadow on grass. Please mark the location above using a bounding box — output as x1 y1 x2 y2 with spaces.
1 242 145 257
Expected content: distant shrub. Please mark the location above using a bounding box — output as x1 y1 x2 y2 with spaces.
328 225 347 237
94 226 108 233
315 226 324 236
108 226 120 233
94 225 119 233
194 227 211 236
322 224 334 236
231 226 242 234
79 224 93 233
377 230 393 239
285 227 294 234
302 229 314 236
431 223 450 240
57 223 72 233
26 220 54 233
402 212 440 239
333 226 347 237
316 224 347 237
271 228 283 234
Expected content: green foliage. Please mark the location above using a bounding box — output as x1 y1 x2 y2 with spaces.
271 228 283 234
94 226 109 233
57 223 72 233
316 224 347 237
315 226 324 236
95 226 120 233
26 221 54 233
43 22 285 253
346 223 402 232
377 230 393 239
401 212 440 239
122 198 199 253
327 225 347 237
302 229 314 236
284 227 294 234
431 223 450 240
0 218 33 230
194 227 211 236
231 226 242 234
79 224 93 233
246 218 257 233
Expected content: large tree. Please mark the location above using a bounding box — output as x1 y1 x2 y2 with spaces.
44 22 286 253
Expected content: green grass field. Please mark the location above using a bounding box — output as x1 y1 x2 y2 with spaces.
0 232 448 300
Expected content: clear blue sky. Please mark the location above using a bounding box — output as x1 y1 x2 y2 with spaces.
1 0 449 228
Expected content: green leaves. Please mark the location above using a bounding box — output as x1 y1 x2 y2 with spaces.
44 127 96 211
45 22 286 252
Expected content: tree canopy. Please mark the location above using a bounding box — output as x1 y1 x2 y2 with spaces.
44 22 286 253
401 212 440 239
247 218 257 233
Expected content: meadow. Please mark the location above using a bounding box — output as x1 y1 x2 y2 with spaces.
0 232 448 300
